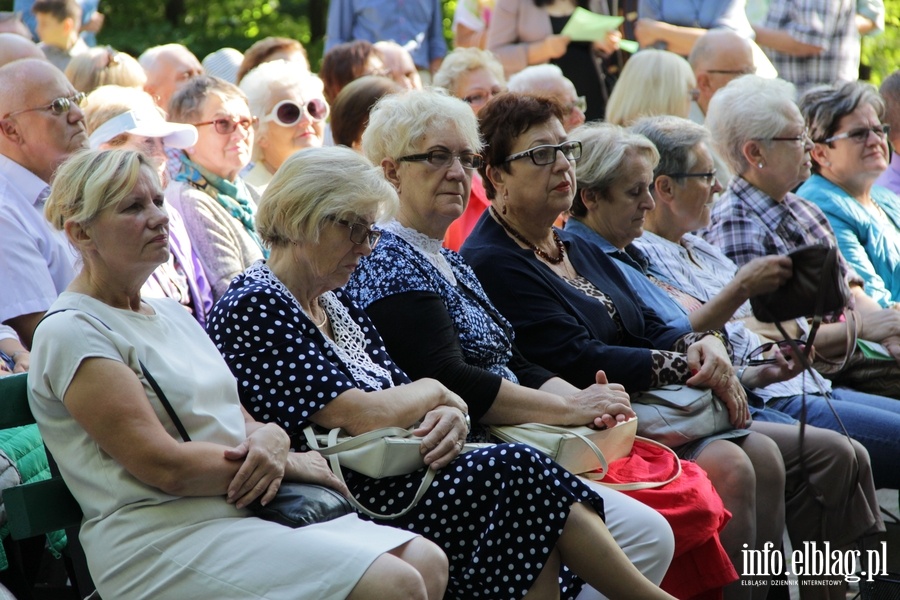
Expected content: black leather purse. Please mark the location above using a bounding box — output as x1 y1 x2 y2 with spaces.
138 360 353 529
247 482 352 528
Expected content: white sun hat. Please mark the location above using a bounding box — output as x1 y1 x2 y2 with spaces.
89 109 198 150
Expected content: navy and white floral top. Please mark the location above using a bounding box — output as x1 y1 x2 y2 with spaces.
346 224 518 382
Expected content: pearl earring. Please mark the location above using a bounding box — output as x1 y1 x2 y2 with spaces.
758 162 764 169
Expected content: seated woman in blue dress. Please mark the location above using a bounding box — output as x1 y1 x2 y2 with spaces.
206 145 679 600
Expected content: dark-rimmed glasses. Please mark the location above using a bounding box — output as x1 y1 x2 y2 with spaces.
766 131 812 144
262 98 329 126
327 216 381 248
1 92 86 120
398 150 484 170
747 339 806 365
705 67 756 76
193 115 258 135
820 124 890 145
667 170 718 186
504 140 582 166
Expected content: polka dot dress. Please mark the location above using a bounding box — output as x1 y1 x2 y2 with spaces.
207 263 607 599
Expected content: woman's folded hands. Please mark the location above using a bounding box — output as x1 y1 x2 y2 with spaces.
686 336 750 428
224 423 290 508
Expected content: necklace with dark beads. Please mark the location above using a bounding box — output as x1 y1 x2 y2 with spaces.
490 206 566 264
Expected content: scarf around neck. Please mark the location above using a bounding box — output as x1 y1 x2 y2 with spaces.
175 153 268 257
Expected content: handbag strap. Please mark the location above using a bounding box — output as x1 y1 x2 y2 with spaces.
491 422 610 479
303 425 437 519
40 309 192 442
585 436 683 491
303 425 418 456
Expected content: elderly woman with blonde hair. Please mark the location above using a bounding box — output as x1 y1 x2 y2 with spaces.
30 148 448 600
604 49 695 126
240 59 329 192
207 144 679 600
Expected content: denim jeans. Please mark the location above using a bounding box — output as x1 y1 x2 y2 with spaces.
761 387 900 490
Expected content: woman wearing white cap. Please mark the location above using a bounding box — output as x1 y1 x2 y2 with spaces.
84 84 214 326
240 60 328 192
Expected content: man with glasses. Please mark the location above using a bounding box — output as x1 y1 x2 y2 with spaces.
0 58 88 347
507 64 585 133
687 29 758 185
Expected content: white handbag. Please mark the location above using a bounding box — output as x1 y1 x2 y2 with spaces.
488 418 680 490
303 425 491 519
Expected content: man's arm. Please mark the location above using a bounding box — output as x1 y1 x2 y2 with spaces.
752 24 824 56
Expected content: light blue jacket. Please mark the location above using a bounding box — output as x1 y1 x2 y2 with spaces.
798 174 900 307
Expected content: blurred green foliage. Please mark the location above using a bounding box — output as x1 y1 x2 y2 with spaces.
861 0 900 86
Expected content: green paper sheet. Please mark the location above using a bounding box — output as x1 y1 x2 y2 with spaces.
561 7 623 42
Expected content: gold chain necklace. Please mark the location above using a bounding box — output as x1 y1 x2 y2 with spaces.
491 206 566 264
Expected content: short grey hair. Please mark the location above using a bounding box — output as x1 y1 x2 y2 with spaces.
361 88 483 165
569 122 659 217
507 64 566 93
629 115 710 183
800 81 885 144
168 74 247 126
256 146 398 247
433 47 505 95
138 43 193 73
706 75 797 175
240 60 326 159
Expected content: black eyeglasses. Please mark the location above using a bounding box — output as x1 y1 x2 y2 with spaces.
327 216 381 248
398 150 484 170
667 170 718 186
768 131 813 144
504 140 583 166
747 339 807 365
262 98 329 126
1 92 86 120
193 115 258 135
705 67 756 76
821 124 890 145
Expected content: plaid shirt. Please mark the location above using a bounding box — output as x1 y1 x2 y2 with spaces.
701 176 861 287
763 0 858 94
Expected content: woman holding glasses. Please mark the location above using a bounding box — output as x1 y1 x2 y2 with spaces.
240 60 329 193
166 75 264 300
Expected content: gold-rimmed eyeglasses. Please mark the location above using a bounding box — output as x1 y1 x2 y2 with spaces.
1 92 86 120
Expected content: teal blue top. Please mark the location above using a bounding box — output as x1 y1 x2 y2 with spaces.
798 173 900 308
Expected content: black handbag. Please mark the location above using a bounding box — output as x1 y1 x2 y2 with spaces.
247 482 352 528
41 308 354 530
749 244 850 350
138 357 353 529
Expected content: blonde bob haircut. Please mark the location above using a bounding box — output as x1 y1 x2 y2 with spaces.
45 149 155 232
256 146 398 247
361 88 483 166
706 75 797 176
433 47 506 97
605 49 696 126
569 122 659 218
